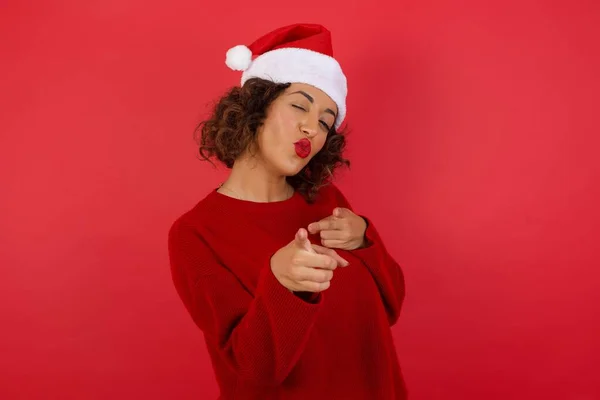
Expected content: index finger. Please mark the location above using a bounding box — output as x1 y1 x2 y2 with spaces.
294 228 313 252
309 218 341 233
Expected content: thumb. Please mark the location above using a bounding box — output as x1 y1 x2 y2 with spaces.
312 244 350 267
294 228 313 252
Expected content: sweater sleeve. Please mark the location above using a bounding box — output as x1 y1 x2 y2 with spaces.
330 185 406 326
168 219 323 386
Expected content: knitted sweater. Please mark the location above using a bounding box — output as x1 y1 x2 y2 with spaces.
168 183 407 399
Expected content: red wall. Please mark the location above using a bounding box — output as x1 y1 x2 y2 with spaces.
1 1 599 399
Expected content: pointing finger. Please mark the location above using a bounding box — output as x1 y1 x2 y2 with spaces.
295 228 313 252
308 218 340 234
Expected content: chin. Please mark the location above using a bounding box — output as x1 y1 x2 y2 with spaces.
277 158 308 177
264 148 313 177
281 165 305 177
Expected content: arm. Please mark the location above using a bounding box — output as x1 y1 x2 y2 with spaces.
168 220 323 386
331 185 406 326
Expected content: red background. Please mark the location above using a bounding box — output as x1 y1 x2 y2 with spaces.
1 1 599 399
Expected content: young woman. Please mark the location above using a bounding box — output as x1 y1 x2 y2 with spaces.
168 23 407 399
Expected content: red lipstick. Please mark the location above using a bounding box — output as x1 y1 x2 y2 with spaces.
294 138 311 159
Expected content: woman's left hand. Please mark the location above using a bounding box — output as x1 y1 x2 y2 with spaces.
308 208 368 251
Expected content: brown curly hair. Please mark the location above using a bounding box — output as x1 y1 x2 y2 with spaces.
193 77 350 203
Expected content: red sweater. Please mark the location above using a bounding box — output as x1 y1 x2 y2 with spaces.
168 183 407 399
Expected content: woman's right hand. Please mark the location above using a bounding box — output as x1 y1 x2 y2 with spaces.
270 228 350 293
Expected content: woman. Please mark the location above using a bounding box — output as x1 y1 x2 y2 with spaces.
168 23 407 399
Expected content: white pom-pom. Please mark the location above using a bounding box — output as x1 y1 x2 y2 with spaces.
225 45 252 71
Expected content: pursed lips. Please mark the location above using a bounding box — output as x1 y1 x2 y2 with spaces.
294 138 311 158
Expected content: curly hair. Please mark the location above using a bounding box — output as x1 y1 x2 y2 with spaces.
193 77 350 203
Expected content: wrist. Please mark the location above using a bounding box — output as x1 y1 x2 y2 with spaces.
359 217 369 248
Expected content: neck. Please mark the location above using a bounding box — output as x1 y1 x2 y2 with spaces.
219 155 292 202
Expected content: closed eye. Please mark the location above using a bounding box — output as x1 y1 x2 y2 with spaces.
293 104 331 131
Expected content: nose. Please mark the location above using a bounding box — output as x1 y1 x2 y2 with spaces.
300 118 319 137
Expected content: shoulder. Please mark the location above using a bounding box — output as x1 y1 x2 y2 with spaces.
167 210 202 259
167 190 219 244
167 194 224 275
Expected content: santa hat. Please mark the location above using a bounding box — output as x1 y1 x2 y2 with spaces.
225 23 347 129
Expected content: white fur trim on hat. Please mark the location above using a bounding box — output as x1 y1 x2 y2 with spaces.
225 45 253 71
240 47 347 129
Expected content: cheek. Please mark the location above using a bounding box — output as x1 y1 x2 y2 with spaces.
313 134 328 153
269 109 296 140
259 116 284 144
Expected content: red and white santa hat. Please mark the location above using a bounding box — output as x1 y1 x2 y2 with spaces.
225 23 348 129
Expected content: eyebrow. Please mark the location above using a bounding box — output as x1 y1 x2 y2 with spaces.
289 90 337 118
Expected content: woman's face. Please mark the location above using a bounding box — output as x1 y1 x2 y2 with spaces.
254 83 338 177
